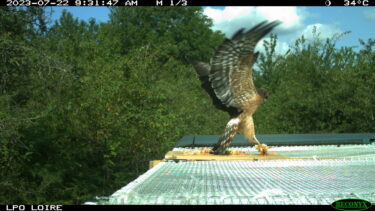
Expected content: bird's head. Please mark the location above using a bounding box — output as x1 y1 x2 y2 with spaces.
257 88 268 103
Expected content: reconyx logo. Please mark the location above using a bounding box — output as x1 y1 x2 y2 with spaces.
331 198 372 211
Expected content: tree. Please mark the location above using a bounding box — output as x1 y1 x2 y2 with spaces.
254 29 374 133
1 7 373 205
103 7 224 61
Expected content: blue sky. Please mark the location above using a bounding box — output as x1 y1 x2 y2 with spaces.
49 7 110 23
49 6 374 54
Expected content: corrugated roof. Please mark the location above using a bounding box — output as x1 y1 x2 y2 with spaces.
86 134 375 205
107 157 375 205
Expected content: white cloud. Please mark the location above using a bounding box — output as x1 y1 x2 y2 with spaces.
202 7 307 55
203 7 344 56
300 23 342 40
363 9 375 22
255 7 302 29
204 7 255 23
203 6 305 38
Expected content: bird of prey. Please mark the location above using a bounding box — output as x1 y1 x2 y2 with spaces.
192 21 281 155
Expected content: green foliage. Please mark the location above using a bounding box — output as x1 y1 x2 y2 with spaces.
255 29 374 133
104 7 224 61
0 7 225 204
0 8 374 205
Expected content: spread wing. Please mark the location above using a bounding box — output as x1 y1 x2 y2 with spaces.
209 21 281 110
192 61 242 118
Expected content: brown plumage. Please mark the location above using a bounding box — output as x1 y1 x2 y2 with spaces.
193 21 281 155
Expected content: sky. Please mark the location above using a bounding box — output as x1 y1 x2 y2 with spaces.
49 6 374 54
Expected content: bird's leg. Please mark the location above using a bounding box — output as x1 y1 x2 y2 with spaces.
248 135 268 155
249 135 261 145
244 116 268 155
244 116 257 143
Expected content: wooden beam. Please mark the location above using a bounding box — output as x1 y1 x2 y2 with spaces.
165 149 289 161
149 160 162 168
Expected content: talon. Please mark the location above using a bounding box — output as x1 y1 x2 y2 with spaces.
255 144 268 155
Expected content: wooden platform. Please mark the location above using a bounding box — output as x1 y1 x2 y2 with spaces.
164 148 289 161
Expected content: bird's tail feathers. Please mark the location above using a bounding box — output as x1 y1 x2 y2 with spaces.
213 118 239 155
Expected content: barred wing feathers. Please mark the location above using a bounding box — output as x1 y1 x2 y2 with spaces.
210 21 281 109
193 61 241 118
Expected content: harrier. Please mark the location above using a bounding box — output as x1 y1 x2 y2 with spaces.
192 21 281 155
